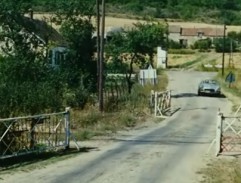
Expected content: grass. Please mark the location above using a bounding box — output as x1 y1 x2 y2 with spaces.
169 54 207 69
200 158 241 183
72 72 168 141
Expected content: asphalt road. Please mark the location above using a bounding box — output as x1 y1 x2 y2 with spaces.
1 71 232 183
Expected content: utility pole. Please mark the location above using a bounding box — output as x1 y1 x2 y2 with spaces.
229 39 233 68
99 0 105 112
165 19 169 69
222 24 226 77
96 0 100 92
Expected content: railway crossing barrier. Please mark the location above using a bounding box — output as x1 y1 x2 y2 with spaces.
150 90 172 118
208 105 241 156
0 107 80 159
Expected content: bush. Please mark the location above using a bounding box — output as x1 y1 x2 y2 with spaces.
168 49 196 54
191 38 212 51
168 40 182 49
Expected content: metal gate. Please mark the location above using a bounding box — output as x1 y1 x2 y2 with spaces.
0 107 78 159
216 108 241 156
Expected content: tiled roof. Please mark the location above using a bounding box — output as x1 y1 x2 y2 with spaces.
181 27 224 37
169 25 181 33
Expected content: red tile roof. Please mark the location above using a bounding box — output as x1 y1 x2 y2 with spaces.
181 27 224 37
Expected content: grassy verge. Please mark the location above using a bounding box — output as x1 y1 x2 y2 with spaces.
200 158 241 183
72 70 168 140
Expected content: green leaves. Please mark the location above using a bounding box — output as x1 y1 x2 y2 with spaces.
106 21 167 93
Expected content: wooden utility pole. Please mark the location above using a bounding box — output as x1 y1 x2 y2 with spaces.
99 0 106 112
96 0 100 91
165 19 169 69
222 24 226 77
229 39 233 68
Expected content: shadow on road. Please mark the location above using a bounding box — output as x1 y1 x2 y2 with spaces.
110 137 212 146
0 147 98 171
172 92 226 98
172 93 198 98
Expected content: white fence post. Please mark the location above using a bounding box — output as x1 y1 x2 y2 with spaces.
216 112 223 156
154 92 158 117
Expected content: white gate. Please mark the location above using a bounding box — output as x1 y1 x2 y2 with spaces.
0 107 79 159
214 105 241 156
150 90 171 118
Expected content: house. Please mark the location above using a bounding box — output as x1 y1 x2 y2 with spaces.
168 25 224 47
181 27 224 46
0 13 65 65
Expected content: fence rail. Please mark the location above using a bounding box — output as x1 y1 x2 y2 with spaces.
215 110 241 156
150 90 172 118
0 107 79 159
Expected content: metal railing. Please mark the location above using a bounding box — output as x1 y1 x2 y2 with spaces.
0 107 76 159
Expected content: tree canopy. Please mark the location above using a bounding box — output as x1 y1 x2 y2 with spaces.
106 21 167 93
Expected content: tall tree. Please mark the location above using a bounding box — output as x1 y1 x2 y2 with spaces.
0 0 64 117
106 21 167 93
53 0 97 108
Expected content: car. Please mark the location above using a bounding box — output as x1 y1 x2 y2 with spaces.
198 79 221 96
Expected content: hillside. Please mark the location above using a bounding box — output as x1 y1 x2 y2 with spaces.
31 0 241 25
32 13 241 35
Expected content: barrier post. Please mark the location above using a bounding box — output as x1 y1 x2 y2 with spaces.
65 107 71 149
216 112 223 156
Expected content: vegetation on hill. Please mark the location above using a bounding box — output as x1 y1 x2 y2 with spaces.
30 0 241 25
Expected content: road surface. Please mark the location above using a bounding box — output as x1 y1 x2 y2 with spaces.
0 71 232 183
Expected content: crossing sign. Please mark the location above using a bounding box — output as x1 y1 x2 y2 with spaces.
225 71 235 87
225 71 235 83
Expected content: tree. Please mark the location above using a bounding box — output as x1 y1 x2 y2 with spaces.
106 21 167 93
214 37 237 53
192 38 212 51
0 0 64 117
52 0 97 108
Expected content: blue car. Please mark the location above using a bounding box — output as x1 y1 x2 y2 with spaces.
198 79 221 96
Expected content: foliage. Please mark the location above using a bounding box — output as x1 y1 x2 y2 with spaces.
0 0 66 117
106 21 167 93
168 49 195 54
0 57 64 117
51 0 97 108
15 0 241 25
191 38 212 52
214 37 237 53
228 31 241 44
168 40 182 49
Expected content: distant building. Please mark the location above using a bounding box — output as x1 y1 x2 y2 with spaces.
168 25 224 47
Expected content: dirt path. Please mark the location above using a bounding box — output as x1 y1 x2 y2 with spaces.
0 71 233 183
